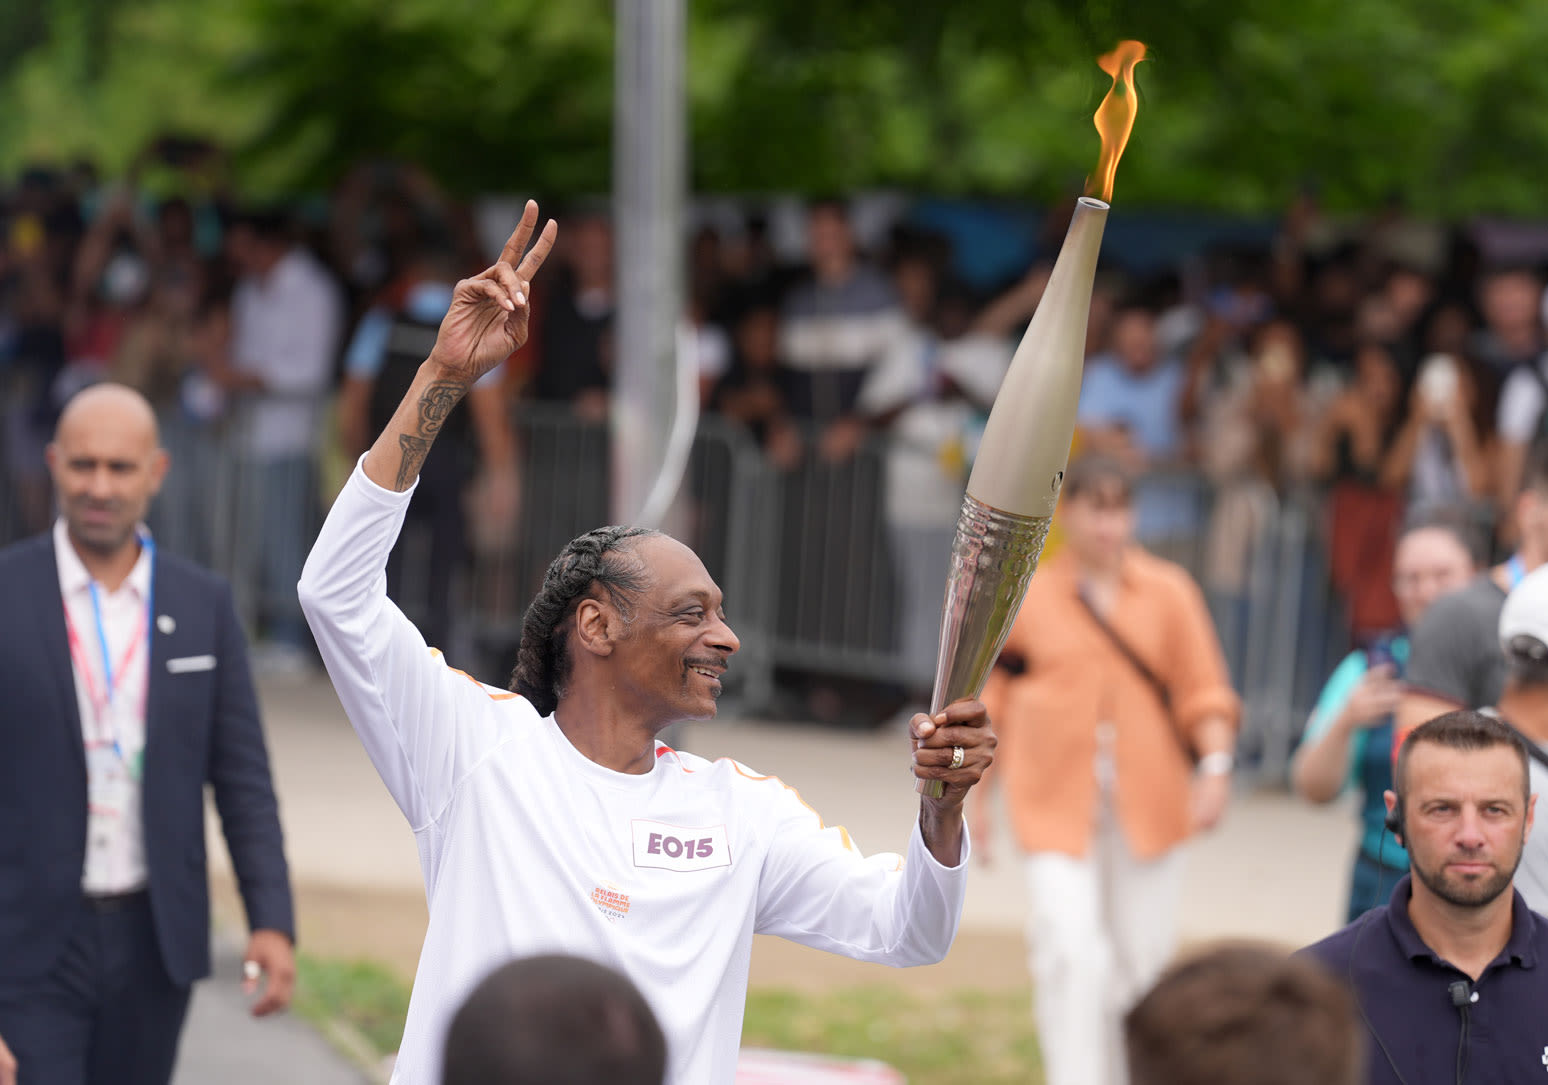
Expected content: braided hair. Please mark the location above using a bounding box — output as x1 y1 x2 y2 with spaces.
510 526 661 716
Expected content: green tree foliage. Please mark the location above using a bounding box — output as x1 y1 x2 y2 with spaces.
4 0 1548 214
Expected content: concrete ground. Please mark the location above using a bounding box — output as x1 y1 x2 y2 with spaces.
191 672 1362 1074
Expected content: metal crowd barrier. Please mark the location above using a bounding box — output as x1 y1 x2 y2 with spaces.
0 365 1370 785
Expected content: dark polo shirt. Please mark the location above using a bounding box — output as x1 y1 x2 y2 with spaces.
1301 875 1548 1084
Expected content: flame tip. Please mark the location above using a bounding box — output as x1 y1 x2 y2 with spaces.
1088 38 1148 203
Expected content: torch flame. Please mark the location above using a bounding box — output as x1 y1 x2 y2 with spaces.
1089 40 1147 203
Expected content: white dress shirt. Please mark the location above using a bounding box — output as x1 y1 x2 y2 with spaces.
230 246 344 460
54 518 153 894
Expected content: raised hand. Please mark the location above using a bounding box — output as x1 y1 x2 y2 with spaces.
428 199 558 388
366 201 558 492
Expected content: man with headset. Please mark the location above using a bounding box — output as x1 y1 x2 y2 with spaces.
1301 711 1548 1085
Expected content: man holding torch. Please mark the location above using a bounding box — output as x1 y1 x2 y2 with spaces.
297 201 995 1085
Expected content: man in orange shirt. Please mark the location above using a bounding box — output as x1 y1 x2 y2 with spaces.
972 453 1239 1085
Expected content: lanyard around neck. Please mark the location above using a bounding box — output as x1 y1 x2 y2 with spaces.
64 534 156 753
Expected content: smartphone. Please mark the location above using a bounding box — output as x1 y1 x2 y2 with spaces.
1366 637 1395 672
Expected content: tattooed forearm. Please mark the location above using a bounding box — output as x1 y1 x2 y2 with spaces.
395 434 431 490
416 380 466 440
391 380 466 490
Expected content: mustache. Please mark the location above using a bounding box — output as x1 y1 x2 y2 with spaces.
685 656 729 671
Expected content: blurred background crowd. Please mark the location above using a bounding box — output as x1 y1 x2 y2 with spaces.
5 137 1548 779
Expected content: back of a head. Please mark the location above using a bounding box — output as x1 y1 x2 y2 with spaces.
1501 564 1548 688
1125 942 1362 1085
442 954 666 1085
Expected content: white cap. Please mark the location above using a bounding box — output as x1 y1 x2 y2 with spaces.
1499 565 1548 663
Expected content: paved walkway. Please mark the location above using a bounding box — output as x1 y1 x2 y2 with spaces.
174 944 369 1084
190 671 1364 1075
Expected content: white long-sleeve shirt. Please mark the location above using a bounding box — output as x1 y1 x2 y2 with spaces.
298 462 969 1084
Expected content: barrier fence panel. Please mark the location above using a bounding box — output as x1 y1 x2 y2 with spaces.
0 361 1396 786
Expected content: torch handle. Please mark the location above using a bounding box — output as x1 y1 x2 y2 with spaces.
915 496 1052 799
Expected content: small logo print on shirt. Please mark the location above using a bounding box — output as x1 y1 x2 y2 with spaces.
590 884 631 923
631 820 732 872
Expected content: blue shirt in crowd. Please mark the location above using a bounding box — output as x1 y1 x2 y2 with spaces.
1076 355 1196 541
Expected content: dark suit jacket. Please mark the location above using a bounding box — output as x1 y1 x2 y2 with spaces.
0 533 294 987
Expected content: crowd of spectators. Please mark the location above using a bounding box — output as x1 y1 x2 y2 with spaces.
6 140 1548 705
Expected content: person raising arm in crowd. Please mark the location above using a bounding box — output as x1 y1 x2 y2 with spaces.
1293 509 1481 920
297 201 995 1085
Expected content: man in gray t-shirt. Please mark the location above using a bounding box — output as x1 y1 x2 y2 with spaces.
1398 453 1548 740
1405 574 1509 712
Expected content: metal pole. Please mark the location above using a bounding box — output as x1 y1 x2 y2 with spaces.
611 0 685 528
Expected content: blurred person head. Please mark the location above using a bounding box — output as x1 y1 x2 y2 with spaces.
892 251 938 327
1085 271 1123 357
1478 267 1542 342
1391 508 1482 630
1351 342 1403 416
45 383 168 560
442 954 666 1085
1108 304 1159 373
733 305 778 371
806 199 856 284
1499 564 1548 693
1059 453 1134 573
1511 443 1548 565
1389 711 1533 907
561 211 613 294
1249 319 1305 390
1422 300 1474 358
1385 265 1434 329
156 197 196 253
1354 296 1402 347
229 208 292 278
1125 942 1362 1085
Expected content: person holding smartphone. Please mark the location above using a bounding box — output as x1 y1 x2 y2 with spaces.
1292 509 1480 920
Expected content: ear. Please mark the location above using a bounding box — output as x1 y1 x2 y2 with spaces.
1383 789 1401 842
45 442 59 476
571 597 616 660
148 448 170 496
1527 793 1538 841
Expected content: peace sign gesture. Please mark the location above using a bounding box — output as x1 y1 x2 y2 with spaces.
428 199 558 386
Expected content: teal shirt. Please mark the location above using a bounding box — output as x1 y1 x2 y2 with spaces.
1303 640 1409 867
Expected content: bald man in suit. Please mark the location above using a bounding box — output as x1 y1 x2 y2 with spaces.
0 384 294 1085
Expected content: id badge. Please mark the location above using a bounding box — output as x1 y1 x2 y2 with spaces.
86 744 133 824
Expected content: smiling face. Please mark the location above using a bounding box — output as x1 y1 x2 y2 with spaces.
1394 742 1534 909
46 384 168 561
604 536 741 729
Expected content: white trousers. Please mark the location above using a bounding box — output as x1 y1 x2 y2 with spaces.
1024 806 1184 1085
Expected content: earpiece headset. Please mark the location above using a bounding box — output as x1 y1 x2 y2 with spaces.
1383 798 1404 841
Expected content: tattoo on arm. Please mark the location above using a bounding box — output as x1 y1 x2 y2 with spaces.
392 380 467 490
417 381 464 440
395 435 431 490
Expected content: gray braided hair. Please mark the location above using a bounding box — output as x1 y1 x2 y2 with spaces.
510 526 660 716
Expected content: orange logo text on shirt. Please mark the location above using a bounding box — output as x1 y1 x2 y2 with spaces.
590 884 631 923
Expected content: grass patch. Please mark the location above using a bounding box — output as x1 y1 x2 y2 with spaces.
742 986 1042 1084
293 952 411 1058
290 955 1043 1084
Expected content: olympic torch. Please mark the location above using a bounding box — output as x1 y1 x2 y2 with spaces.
919 42 1146 798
